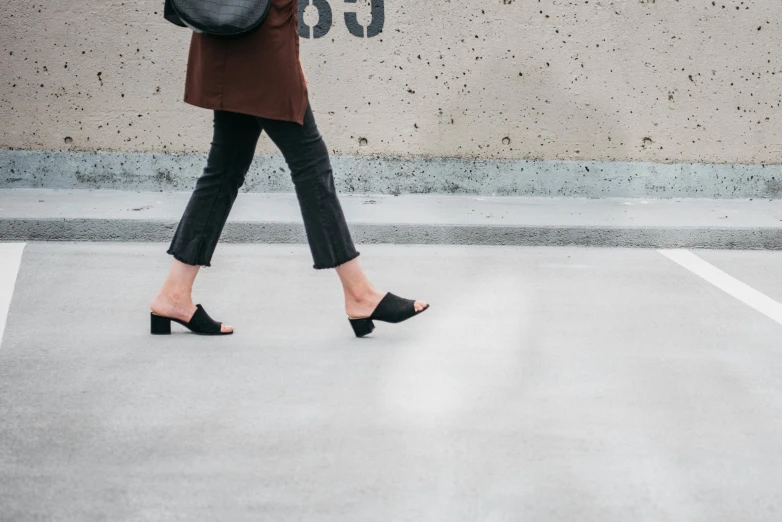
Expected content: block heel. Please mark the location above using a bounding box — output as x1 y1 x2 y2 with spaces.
349 317 375 338
347 292 429 338
151 313 172 335
149 304 232 336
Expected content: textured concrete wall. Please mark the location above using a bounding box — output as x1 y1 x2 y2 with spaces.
1 0 781 164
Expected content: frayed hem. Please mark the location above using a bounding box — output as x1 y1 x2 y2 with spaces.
167 248 211 268
313 251 360 270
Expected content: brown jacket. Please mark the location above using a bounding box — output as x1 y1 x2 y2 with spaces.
183 0 308 125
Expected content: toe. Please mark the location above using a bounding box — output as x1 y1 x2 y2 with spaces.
222 324 234 333
414 300 428 312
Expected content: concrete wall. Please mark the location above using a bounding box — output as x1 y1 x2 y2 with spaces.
1 0 781 165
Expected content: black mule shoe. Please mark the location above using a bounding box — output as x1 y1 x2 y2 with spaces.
348 292 430 338
150 304 233 336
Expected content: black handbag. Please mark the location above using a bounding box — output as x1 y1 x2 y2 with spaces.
164 0 271 38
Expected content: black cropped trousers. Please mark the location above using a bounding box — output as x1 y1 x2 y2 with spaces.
167 100 360 270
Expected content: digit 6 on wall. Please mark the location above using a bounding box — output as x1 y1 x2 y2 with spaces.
298 0 385 38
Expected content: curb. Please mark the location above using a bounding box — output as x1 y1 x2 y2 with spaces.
2 218 780 250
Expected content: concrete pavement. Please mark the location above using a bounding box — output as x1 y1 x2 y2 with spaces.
1 242 782 521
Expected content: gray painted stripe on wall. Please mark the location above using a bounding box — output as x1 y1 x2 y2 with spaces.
2 150 782 199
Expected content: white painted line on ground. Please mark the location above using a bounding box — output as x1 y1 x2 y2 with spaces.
659 249 782 326
0 243 26 346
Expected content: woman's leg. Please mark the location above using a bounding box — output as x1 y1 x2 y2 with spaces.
258 102 427 319
151 110 262 332
259 104 359 271
166 110 262 267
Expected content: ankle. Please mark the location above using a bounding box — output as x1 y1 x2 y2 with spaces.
155 284 193 305
344 285 379 303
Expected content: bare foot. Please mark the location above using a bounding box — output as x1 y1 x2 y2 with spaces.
345 288 428 319
150 289 233 333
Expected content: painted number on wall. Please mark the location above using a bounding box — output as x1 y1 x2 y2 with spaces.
298 0 384 38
